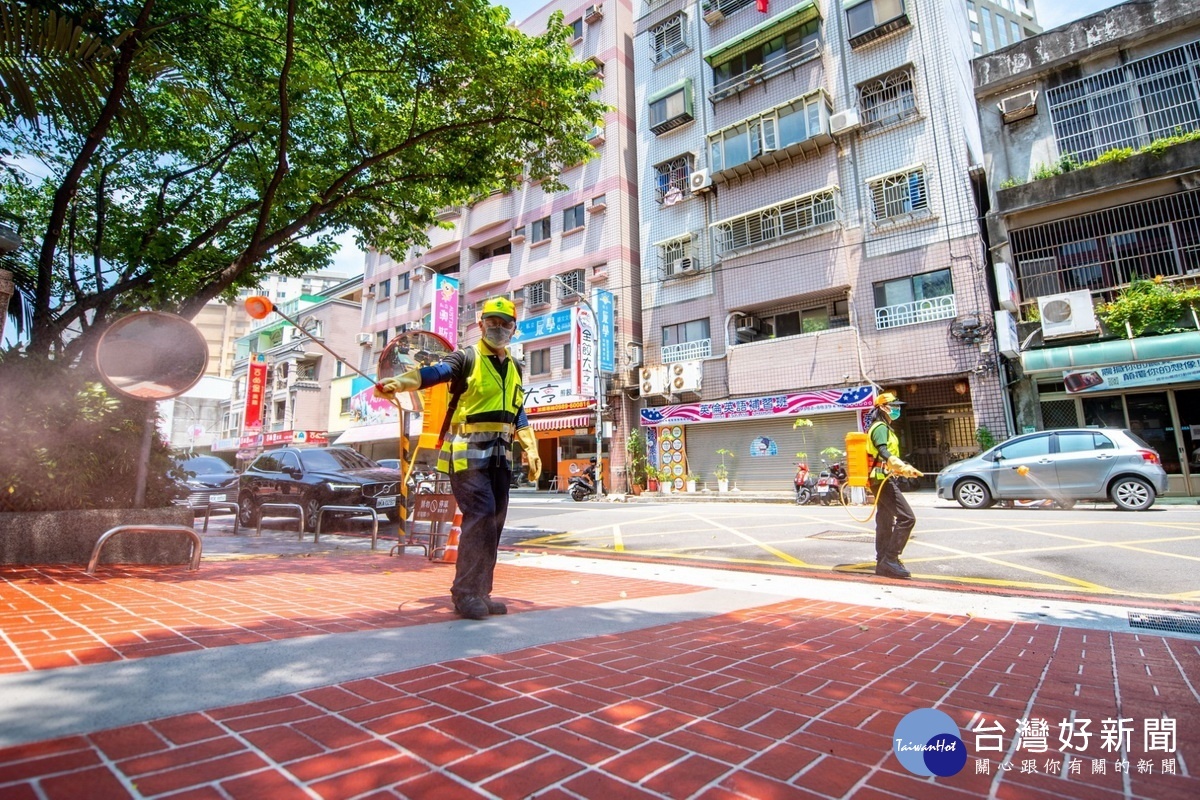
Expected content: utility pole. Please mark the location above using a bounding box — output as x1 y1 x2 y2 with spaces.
554 277 604 496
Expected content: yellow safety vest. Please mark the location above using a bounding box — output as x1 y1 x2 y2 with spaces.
866 420 900 480
437 343 524 473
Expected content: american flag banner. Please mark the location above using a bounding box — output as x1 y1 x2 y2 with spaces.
640 385 875 427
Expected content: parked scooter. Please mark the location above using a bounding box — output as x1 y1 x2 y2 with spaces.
815 460 847 506
569 458 600 502
793 461 818 505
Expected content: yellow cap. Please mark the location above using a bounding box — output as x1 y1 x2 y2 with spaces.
481 296 516 321
874 391 901 407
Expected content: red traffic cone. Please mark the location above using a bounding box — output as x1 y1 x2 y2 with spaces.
442 510 462 564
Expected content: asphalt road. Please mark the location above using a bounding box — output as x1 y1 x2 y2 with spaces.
501 493 1200 606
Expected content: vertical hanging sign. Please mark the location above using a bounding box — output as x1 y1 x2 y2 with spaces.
573 305 597 398
593 288 615 374
243 353 267 433
432 273 459 349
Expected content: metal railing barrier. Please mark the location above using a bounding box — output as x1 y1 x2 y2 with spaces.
315 505 379 550
255 503 305 538
86 525 203 575
201 502 240 534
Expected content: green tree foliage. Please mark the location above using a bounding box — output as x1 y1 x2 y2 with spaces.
0 0 607 360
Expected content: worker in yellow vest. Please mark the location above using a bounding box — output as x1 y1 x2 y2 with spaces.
866 391 923 579
378 296 541 619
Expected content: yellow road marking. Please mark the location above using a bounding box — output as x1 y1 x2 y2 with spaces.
686 512 810 566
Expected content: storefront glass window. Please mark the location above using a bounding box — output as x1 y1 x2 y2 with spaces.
1126 392 1180 474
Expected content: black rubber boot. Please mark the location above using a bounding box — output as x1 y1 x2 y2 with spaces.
482 596 508 615
453 595 490 620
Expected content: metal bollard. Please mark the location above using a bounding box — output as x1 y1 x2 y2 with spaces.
86 525 203 575
201 501 240 534
315 505 379 550
255 503 305 538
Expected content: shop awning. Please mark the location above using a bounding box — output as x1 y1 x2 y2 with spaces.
527 414 593 432
704 1 820 65
333 422 399 445
1020 331 1200 374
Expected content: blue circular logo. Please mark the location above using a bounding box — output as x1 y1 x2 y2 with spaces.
893 708 967 777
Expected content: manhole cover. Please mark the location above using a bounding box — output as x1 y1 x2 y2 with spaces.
1128 611 1200 635
810 530 874 542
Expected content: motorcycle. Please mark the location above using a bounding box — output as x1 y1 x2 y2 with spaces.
407 468 437 495
569 471 598 502
815 460 847 506
793 461 818 505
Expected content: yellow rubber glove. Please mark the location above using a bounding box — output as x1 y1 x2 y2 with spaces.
515 426 541 483
887 455 924 478
375 369 421 400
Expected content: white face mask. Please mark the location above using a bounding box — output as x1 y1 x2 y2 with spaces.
483 326 513 348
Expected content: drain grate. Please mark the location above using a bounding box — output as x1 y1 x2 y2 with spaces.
810 530 874 542
1128 611 1200 635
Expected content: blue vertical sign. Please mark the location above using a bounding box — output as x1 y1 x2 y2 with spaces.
593 288 615 374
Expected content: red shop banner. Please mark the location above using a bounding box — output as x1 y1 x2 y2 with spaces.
243 353 267 432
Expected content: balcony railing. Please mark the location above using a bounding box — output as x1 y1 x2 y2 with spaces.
662 338 712 362
875 295 957 330
709 40 822 103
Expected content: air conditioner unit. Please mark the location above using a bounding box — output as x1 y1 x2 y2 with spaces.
638 365 668 398
689 169 713 193
585 4 603 23
671 257 697 275
999 90 1038 123
735 315 760 342
355 333 373 346
669 360 703 393
829 107 861 136
1038 290 1098 339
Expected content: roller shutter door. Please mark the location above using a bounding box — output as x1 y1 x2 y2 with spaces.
680 413 858 491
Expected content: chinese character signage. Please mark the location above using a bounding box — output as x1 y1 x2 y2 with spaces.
640 386 874 426
1064 358 1200 394
573 306 597 399
432 273 459 348
593 288 615 374
512 309 573 344
243 353 267 433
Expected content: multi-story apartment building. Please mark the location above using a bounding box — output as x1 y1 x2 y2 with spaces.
967 0 1041 56
163 270 352 456
357 1 641 490
975 0 1200 497
632 0 1007 490
215 277 365 463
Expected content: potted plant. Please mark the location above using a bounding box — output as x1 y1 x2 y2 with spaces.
714 448 734 492
657 465 676 495
792 418 813 469
625 430 649 495
1096 276 1200 338
686 472 700 493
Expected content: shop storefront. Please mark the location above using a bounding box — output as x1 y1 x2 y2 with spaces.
1026 348 1200 496
639 387 875 491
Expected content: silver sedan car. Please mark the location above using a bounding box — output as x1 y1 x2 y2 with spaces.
936 428 1169 511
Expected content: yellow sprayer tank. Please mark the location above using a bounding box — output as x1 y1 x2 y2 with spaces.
845 432 869 488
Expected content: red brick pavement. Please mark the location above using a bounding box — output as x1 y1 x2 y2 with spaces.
1 556 1198 798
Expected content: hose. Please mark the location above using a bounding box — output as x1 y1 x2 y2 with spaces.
842 475 891 524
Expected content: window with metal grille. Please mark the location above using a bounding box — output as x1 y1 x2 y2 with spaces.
558 269 585 298
868 168 928 222
1046 39 1200 163
712 187 840 256
652 15 686 62
1008 187 1200 309
658 236 694 279
711 19 821 93
709 93 829 173
1040 399 1079 429
662 318 710 348
526 279 550 307
654 155 692 204
859 67 917 130
873 269 955 329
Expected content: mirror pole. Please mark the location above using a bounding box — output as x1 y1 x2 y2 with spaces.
134 400 157 508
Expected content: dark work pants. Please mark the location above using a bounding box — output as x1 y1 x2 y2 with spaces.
873 477 916 563
448 465 512 602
